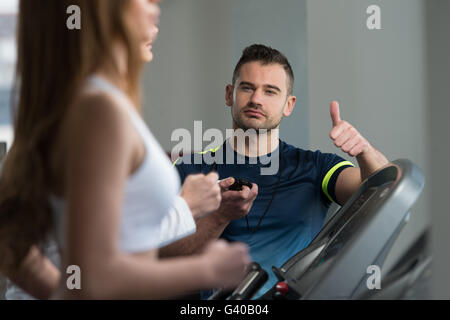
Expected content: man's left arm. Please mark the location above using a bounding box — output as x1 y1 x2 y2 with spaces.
329 101 389 205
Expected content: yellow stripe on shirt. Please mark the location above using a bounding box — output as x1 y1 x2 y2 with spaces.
172 145 223 166
321 161 355 203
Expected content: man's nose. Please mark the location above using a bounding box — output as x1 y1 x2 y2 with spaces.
250 89 264 106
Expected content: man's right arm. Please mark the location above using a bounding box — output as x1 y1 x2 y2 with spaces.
159 179 258 258
158 212 230 257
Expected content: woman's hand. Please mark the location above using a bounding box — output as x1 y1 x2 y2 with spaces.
180 172 222 220
201 240 251 290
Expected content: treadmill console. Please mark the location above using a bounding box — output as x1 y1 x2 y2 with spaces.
212 159 424 300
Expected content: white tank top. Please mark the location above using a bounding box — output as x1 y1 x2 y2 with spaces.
5 76 197 300
52 75 182 253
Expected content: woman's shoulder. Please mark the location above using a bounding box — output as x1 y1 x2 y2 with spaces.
69 88 130 127
62 87 139 163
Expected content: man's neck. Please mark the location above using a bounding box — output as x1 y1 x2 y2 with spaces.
230 128 280 157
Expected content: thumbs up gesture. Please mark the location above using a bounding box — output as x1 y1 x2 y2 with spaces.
329 101 370 157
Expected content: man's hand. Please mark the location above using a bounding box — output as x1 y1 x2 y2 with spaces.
215 178 259 223
329 100 389 205
158 177 258 258
329 101 370 157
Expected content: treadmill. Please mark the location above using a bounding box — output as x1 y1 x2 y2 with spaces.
358 229 432 300
211 159 425 300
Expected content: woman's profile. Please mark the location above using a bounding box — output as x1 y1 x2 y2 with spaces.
0 0 250 299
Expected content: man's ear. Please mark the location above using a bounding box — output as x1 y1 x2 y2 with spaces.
225 84 234 107
283 95 296 117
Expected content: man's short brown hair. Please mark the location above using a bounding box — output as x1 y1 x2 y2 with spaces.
232 44 295 95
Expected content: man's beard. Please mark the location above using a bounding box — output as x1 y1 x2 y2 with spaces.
232 105 282 132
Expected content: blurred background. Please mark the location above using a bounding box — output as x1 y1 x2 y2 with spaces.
0 0 449 298
0 0 15 152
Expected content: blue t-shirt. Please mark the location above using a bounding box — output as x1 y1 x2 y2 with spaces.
175 139 354 298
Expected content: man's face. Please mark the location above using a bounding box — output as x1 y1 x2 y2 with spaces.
226 61 296 131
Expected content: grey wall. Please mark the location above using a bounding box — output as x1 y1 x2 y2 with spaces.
306 0 430 274
427 0 450 300
142 0 231 153
143 0 438 296
142 0 308 152
229 0 308 148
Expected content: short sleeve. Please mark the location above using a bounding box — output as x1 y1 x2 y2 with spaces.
317 152 355 204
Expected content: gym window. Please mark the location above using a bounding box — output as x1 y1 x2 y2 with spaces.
0 0 18 155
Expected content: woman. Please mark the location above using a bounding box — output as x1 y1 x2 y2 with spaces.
0 0 249 299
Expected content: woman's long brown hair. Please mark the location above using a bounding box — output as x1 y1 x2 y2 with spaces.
0 0 143 272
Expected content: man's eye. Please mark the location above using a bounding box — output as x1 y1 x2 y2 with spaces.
266 90 276 95
242 86 252 91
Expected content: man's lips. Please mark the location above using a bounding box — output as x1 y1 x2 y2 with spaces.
244 109 265 118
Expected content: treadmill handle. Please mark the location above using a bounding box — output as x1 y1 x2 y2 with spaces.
228 262 268 300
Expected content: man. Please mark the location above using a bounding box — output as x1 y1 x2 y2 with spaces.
161 44 389 298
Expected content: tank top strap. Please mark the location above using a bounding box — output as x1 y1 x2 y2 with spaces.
86 75 153 147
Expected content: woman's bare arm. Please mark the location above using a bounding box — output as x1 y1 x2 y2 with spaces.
61 92 248 299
